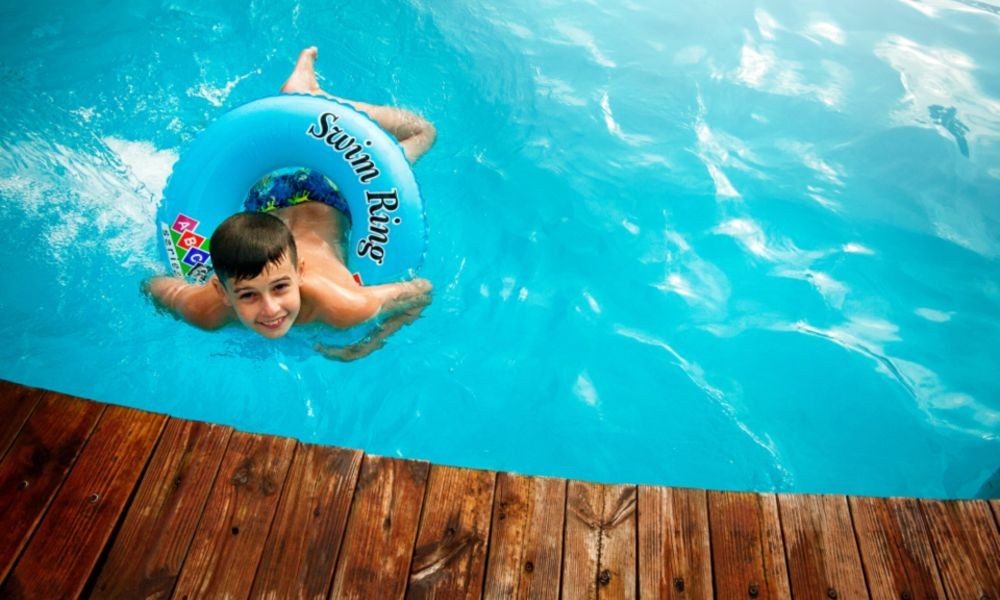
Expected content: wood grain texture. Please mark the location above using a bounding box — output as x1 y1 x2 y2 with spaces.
708 491 790 599
638 486 712 600
1 404 166 600
171 431 296 600
330 454 430 600
91 418 232 600
850 496 945 600
3 382 1000 600
406 465 496 600
482 473 567 600
563 481 637 599
0 381 44 461
778 494 868 600
249 443 363 600
0 393 105 582
920 499 1000 600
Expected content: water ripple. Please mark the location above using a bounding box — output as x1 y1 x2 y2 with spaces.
786 317 999 439
614 325 792 485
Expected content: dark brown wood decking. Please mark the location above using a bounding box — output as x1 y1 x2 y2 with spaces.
0 379 997 599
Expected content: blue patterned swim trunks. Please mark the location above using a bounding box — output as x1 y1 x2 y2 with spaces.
244 167 350 220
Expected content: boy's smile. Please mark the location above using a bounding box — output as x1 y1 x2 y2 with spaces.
214 254 304 339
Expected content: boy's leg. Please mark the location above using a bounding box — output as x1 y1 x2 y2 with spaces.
281 46 330 96
279 47 435 163
278 48 350 259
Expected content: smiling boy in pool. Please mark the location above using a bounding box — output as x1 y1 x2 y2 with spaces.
145 47 435 360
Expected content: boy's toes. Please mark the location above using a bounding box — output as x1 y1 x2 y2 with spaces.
298 46 318 65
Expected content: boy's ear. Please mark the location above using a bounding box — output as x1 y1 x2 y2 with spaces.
211 276 231 306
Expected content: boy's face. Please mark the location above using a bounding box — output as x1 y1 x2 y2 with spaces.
214 253 304 339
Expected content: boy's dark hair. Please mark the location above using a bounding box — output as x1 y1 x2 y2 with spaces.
210 212 298 286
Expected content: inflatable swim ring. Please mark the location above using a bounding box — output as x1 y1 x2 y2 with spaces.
158 94 426 286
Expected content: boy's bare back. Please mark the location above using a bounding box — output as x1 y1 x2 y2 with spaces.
274 201 354 285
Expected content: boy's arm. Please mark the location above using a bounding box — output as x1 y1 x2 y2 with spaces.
313 278 432 361
362 278 433 318
143 276 232 330
329 96 436 163
315 303 428 362
313 277 432 328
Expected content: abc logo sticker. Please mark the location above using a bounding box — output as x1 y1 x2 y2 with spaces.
179 230 206 250
182 247 210 267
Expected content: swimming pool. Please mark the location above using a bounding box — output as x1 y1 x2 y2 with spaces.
1 0 998 499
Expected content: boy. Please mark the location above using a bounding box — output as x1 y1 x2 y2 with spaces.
145 47 434 360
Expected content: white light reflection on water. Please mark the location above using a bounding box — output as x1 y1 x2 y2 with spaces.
724 11 849 108
896 0 1000 21
657 229 731 315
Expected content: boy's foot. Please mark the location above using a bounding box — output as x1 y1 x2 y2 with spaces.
281 46 321 94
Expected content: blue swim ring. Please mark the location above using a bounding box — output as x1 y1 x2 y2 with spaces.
158 94 427 286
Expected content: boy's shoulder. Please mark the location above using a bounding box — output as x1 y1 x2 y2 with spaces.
145 275 233 330
298 273 379 329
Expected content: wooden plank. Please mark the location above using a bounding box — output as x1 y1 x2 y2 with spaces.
90 418 233 599
708 491 790 599
249 443 363 600
406 465 496 599
329 454 430 600
850 496 945 600
562 481 637 599
920 499 1000 599
0 392 105 582
1 403 166 600
563 481 612 600
0 381 44 461
638 486 712 600
171 431 296 599
482 473 566 600
778 494 868 600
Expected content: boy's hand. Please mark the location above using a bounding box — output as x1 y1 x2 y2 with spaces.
314 298 428 362
315 339 385 362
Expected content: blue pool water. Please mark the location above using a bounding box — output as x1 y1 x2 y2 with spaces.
1 0 998 499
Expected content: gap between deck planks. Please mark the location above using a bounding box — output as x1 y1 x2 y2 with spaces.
0 380 998 599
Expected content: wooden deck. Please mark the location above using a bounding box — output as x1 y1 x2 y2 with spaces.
0 380 997 599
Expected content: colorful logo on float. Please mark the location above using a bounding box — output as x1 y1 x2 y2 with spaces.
163 213 212 283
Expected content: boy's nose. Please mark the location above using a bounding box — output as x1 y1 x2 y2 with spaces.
261 295 281 316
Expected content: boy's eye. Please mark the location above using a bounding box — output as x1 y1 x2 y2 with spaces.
238 292 256 301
